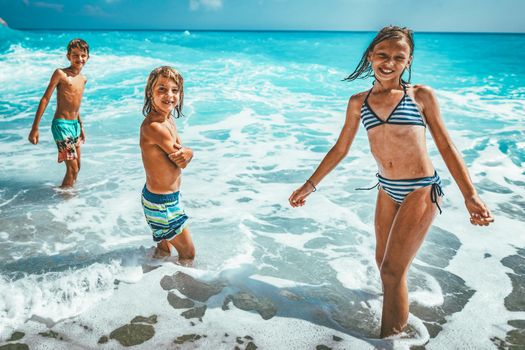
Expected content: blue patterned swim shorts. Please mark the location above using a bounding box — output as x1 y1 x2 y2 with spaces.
141 185 189 242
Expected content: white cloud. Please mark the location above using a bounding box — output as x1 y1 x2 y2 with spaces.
189 0 223 11
83 4 111 17
32 1 64 12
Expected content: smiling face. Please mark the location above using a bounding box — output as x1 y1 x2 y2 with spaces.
143 66 184 118
150 75 181 116
66 47 89 70
368 38 412 84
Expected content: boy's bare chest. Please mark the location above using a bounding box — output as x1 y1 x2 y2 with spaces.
59 75 85 94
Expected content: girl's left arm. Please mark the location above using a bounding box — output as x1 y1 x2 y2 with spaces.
418 86 493 226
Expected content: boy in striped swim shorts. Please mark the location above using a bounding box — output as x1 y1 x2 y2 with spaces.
140 66 195 262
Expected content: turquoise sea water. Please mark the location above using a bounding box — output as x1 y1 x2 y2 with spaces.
0 27 524 349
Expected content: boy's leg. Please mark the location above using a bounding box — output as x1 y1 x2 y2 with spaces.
168 227 195 261
155 240 172 258
76 145 81 172
61 159 79 188
374 189 400 269
155 227 195 262
378 186 440 338
74 145 81 182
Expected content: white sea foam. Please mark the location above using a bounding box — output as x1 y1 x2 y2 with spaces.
15 264 380 349
250 274 323 288
437 88 525 124
0 45 63 92
0 260 142 338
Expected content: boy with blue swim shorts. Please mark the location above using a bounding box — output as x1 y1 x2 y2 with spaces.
28 39 89 188
51 119 81 162
140 66 195 262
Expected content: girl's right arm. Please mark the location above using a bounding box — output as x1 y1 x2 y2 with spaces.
289 94 362 207
28 69 62 144
419 85 493 226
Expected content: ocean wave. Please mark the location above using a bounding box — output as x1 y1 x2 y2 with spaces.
0 260 142 339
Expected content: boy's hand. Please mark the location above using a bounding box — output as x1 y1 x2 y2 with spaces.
28 128 39 144
79 128 86 143
289 181 316 208
465 195 494 226
168 142 193 168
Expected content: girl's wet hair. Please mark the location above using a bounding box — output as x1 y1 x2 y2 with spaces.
143 66 184 118
344 26 414 84
67 38 89 56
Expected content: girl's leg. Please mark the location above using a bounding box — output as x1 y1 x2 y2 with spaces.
375 189 400 269
379 186 440 337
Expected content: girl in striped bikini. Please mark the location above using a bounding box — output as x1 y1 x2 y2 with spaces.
289 26 493 338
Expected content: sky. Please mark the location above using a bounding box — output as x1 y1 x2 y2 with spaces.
0 0 524 32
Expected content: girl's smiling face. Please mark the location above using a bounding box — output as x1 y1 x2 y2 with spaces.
368 38 412 83
151 76 181 116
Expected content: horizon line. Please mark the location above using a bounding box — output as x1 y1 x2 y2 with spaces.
8 27 525 35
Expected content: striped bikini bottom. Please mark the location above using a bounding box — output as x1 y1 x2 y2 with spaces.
358 171 444 214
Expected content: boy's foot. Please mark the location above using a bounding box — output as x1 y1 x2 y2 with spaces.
177 257 194 267
153 240 194 267
154 239 175 257
153 246 171 259
53 186 77 199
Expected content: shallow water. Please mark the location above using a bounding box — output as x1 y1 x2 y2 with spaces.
0 27 524 349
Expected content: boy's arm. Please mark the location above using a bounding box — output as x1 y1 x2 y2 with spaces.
78 114 86 143
143 122 185 166
78 75 87 142
289 94 361 207
169 134 193 169
28 69 62 144
420 85 493 226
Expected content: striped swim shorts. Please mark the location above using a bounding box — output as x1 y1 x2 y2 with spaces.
141 185 189 242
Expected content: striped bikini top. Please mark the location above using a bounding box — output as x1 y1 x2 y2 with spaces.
360 85 425 131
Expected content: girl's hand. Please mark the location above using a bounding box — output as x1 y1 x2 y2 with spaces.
465 195 494 226
289 181 316 208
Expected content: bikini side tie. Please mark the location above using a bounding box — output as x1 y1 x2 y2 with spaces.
355 173 380 191
430 182 444 215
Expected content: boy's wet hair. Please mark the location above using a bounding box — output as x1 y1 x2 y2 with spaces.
67 38 89 56
344 26 414 84
143 66 184 118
